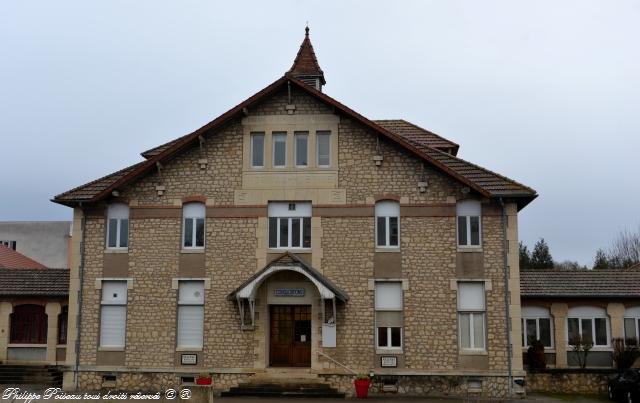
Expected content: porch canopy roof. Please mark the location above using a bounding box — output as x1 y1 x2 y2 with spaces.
227 252 349 302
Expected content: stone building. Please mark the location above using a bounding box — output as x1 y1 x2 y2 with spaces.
0 221 72 268
53 28 537 397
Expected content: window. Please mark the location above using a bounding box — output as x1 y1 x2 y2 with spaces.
268 202 311 249
521 306 553 348
272 132 287 167
251 132 265 167
182 203 205 249
458 282 486 350
375 282 403 349
457 200 481 247
10 304 47 344
566 306 609 347
295 132 308 167
316 131 331 167
177 281 204 350
0 240 17 250
58 306 68 345
623 306 640 344
375 201 400 248
100 281 127 348
106 203 129 249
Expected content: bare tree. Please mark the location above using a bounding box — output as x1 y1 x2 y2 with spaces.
609 225 640 268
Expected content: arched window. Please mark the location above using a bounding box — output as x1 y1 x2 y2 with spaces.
182 203 205 249
375 201 400 248
106 203 129 249
58 306 68 345
456 200 481 247
10 304 47 344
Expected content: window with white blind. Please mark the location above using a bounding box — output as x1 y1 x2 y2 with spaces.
458 282 486 350
566 306 609 347
521 306 553 348
106 204 129 249
316 131 331 167
375 201 400 248
100 281 128 348
624 306 640 344
268 202 311 249
272 132 287 168
251 132 265 168
295 132 308 167
375 282 403 349
182 203 205 249
177 281 204 350
457 200 481 247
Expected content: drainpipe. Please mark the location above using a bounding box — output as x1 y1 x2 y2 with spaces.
73 206 87 389
499 197 513 397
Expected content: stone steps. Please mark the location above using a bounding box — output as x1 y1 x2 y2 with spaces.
221 380 344 398
0 365 63 386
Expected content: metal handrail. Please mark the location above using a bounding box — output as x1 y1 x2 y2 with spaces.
317 350 358 375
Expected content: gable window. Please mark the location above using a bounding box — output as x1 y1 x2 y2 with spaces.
521 306 553 348
295 132 308 167
106 203 129 249
182 203 205 249
316 131 331 167
375 282 403 349
566 306 609 347
272 132 287 168
268 202 311 249
177 281 204 350
624 307 640 344
1 240 17 250
458 282 486 350
375 201 400 248
100 281 127 349
251 132 265 168
457 200 481 247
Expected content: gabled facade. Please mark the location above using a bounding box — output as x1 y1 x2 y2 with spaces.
54 28 536 397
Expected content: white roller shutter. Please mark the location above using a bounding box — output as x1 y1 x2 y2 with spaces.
375 282 403 311
178 306 204 349
178 281 204 304
102 281 127 304
100 305 126 348
458 282 485 310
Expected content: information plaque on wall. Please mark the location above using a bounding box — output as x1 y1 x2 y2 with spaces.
274 288 305 297
380 356 397 367
181 354 197 365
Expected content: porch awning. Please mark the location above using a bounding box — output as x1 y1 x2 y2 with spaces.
227 252 349 302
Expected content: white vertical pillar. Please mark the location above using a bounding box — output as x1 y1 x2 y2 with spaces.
46 302 61 363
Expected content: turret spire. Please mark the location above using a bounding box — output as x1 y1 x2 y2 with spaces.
287 26 326 91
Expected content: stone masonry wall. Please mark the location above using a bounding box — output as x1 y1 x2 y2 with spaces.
526 371 610 395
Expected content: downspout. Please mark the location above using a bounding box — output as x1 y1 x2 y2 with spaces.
499 197 513 397
73 205 87 389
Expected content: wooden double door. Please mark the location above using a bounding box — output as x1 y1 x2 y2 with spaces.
269 305 311 367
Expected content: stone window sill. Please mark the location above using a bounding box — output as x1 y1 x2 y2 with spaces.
459 349 488 356
457 247 483 253
376 349 403 355
98 347 125 352
8 344 47 348
375 248 401 253
176 347 203 352
181 249 205 254
104 248 128 254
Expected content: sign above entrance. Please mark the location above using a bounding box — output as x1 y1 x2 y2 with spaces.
274 288 305 297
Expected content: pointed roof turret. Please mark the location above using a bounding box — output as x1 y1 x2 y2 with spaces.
286 26 326 91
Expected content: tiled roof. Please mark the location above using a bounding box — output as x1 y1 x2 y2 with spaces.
0 245 46 269
286 27 325 84
54 76 537 209
520 269 640 298
373 119 459 155
0 267 69 297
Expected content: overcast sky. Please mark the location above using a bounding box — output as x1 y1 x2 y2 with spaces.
1 1 638 266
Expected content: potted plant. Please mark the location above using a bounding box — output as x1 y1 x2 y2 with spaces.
196 372 212 386
353 373 371 398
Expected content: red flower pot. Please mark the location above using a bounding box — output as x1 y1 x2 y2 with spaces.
354 379 370 398
196 377 212 385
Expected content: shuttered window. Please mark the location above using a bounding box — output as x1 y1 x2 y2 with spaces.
100 281 127 348
177 281 205 349
375 282 403 349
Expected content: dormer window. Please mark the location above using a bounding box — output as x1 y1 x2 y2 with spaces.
106 203 129 249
